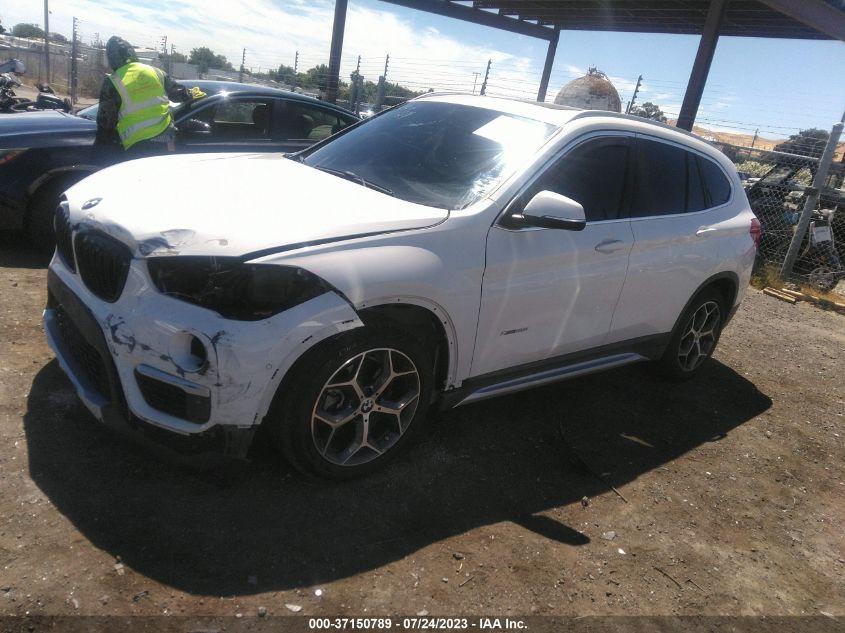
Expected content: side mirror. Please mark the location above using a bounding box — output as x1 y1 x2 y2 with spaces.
178 118 211 134
519 191 586 231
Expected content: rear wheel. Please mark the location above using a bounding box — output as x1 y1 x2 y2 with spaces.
657 288 725 380
272 324 434 479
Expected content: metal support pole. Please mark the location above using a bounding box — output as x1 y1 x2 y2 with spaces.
780 121 844 280
326 0 348 103
43 0 51 84
480 59 491 96
537 27 560 102
239 48 246 82
677 0 726 131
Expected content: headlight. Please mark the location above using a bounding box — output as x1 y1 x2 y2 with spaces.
147 256 334 320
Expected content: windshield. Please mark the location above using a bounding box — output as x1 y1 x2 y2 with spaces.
77 104 98 120
302 101 557 209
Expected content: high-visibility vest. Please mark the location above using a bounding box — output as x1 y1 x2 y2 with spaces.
109 62 171 150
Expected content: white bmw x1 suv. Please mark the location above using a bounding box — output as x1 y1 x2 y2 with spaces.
45 93 758 478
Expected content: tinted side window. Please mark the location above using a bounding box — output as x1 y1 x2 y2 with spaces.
686 153 707 212
698 157 732 206
278 101 355 141
633 138 686 216
194 99 272 139
519 137 630 222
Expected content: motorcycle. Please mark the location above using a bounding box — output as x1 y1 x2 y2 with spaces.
0 59 28 113
796 208 844 293
0 59 71 113
9 82 71 113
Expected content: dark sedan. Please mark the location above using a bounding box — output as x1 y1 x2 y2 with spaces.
0 80 359 248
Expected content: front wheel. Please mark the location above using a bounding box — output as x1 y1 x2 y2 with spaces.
657 288 725 380
272 325 434 479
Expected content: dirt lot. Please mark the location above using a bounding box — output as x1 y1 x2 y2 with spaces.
1 233 843 623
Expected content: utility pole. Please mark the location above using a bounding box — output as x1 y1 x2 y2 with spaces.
292 50 299 89
625 74 643 114
375 53 388 112
70 17 79 103
750 128 759 149
160 35 169 73
43 0 51 84
472 71 480 95
480 59 491 96
239 47 246 83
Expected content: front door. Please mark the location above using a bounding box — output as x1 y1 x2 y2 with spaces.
471 134 635 378
176 97 282 153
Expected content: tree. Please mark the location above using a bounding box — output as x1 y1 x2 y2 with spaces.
302 64 330 92
629 101 667 122
276 64 296 85
188 47 233 75
774 128 829 159
49 32 68 44
12 23 45 39
170 52 188 63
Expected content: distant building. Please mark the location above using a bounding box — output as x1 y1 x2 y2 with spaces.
554 67 621 112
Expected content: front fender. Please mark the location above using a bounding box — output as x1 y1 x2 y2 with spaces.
253 237 487 389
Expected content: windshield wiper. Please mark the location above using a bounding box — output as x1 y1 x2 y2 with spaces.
312 165 394 197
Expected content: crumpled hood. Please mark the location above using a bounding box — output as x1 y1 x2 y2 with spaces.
64 152 448 258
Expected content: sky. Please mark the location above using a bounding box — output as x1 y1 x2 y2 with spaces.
3 0 844 139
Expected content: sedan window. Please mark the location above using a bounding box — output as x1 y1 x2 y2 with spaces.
191 99 273 139
302 101 557 209
278 101 355 141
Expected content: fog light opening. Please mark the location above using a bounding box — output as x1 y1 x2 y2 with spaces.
169 332 209 373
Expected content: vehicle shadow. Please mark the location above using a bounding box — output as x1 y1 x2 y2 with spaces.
0 231 50 269
24 357 771 596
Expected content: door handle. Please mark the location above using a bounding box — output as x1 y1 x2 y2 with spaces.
594 238 626 253
696 226 717 236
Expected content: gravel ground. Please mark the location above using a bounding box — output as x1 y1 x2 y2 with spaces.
1 234 843 622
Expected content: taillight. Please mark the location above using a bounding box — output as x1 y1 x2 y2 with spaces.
750 217 761 250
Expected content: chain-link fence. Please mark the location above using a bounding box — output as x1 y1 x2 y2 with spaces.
714 138 845 292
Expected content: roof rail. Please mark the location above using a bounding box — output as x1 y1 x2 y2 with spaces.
569 109 708 142
413 92 710 144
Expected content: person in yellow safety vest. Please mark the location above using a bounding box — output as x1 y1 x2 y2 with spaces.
95 36 192 158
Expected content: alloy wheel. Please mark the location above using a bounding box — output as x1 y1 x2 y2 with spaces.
311 348 421 466
677 301 721 372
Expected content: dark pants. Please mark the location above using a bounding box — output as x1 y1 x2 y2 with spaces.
123 128 176 160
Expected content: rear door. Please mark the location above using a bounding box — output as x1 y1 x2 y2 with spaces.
471 133 635 377
608 135 736 342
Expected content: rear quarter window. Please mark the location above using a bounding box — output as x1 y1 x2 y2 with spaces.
698 157 732 206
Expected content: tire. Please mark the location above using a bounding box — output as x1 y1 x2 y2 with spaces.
27 177 80 253
270 323 434 480
657 288 726 381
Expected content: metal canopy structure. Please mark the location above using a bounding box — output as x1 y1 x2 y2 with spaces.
325 0 845 131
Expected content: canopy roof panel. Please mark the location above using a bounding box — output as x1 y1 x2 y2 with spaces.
381 1 845 41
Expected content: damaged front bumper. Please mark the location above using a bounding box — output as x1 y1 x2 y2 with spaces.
43 253 363 458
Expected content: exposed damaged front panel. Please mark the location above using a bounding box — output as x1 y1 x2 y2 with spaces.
45 252 363 438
